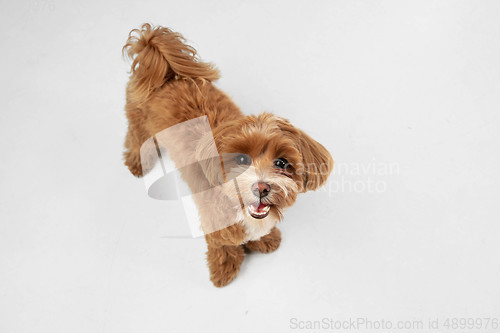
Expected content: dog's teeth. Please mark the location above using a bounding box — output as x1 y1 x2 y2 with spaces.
247 203 271 217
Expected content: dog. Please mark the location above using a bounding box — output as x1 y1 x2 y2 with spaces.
122 24 333 287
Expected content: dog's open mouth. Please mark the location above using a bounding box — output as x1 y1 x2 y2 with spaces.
247 202 271 219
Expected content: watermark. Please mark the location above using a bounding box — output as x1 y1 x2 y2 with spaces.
321 161 400 195
289 317 500 331
139 115 400 237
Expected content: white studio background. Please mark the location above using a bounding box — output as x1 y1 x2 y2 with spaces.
1 1 500 332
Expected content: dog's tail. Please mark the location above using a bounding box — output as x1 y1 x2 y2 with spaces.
123 23 220 103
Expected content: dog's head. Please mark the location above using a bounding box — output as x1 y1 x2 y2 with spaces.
196 113 333 222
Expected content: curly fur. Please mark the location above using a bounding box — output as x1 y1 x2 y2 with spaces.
122 24 333 287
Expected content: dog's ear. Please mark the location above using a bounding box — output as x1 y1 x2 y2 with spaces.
195 131 224 186
297 131 333 192
274 116 333 192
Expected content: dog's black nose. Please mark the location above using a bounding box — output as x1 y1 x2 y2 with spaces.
251 182 271 198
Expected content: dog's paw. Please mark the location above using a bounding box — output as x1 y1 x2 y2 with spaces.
124 151 143 177
207 245 245 287
244 227 281 253
126 162 143 177
210 262 241 287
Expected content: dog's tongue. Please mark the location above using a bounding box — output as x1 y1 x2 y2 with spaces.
252 202 269 212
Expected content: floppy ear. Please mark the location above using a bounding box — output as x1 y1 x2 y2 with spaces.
273 115 333 192
296 131 334 192
195 131 225 186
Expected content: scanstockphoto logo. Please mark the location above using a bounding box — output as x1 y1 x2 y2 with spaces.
289 317 500 331
289 317 423 331
322 161 400 194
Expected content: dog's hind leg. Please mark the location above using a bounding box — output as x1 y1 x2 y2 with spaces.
123 108 152 177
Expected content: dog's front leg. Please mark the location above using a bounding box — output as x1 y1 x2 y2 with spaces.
244 227 281 253
206 244 245 287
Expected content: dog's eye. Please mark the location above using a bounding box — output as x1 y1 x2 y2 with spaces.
274 158 289 169
235 154 252 165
